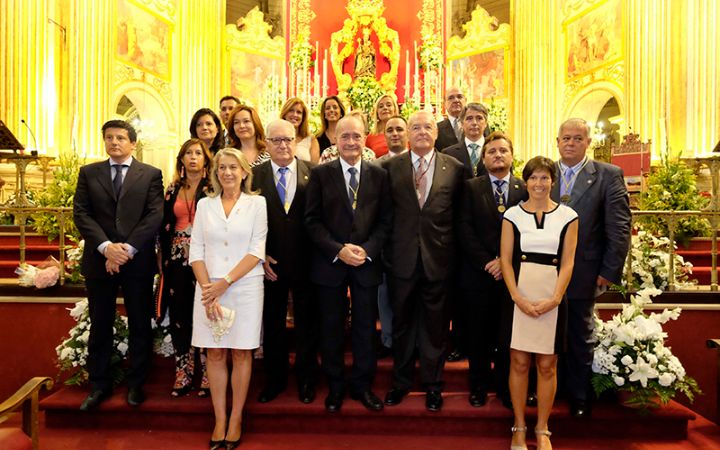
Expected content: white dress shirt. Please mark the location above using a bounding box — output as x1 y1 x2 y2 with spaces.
271 158 298 207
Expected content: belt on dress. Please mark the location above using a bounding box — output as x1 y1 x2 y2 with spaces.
520 252 559 267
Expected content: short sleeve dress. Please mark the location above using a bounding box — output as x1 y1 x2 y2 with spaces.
189 194 268 349
502 202 578 355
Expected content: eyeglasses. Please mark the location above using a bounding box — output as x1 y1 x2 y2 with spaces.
267 137 294 145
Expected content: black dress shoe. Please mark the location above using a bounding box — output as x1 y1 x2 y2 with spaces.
224 437 241 449
127 387 145 406
426 390 443 412
468 389 488 407
570 401 591 418
325 391 344 412
526 393 537 406
384 388 408 406
446 349 466 362
351 391 384 411
257 386 285 403
376 345 393 359
298 383 316 404
79 389 111 411
209 439 225 450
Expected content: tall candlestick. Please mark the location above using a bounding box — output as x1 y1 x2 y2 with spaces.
313 41 319 98
322 49 328 97
405 50 410 98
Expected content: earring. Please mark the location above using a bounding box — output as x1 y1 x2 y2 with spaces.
181 166 185 178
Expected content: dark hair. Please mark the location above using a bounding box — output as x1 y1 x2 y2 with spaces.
102 120 137 142
219 95 241 106
522 155 557 183
189 108 223 153
459 102 488 121
383 115 407 131
173 138 213 187
226 105 267 153
280 97 310 138
316 96 346 137
481 131 514 158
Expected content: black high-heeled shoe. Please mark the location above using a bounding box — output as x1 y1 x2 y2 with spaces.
224 437 241 449
209 438 225 450
170 385 192 397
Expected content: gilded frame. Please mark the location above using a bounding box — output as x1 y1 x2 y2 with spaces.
115 0 172 80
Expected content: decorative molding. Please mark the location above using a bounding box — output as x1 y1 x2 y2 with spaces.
290 0 315 43
226 6 285 58
447 6 510 59
417 0 442 39
132 0 176 21
563 61 624 108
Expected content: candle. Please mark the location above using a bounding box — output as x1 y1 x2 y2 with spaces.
323 49 328 97
313 41 319 97
405 50 410 98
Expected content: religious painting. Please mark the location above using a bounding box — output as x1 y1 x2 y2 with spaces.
565 0 622 80
116 0 171 80
228 50 279 104
450 48 506 101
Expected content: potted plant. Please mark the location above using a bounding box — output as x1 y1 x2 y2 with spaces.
592 288 701 411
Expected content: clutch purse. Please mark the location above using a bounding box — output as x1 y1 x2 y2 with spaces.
206 306 236 343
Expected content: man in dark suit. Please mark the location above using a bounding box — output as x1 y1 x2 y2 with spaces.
551 118 631 418
73 120 163 410
382 110 465 412
252 119 319 404
441 102 490 364
442 102 490 179
458 131 528 408
435 86 467 153
305 115 392 413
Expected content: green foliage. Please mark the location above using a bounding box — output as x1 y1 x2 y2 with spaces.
638 149 711 246
486 97 509 134
400 96 421 121
346 76 386 116
31 152 83 242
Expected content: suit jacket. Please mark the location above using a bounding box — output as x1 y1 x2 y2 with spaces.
435 118 460 153
304 159 392 287
383 151 465 281
551 159 631 299
442 141 487 178
252 158 314 283
73 158 164 279
457 174 527 288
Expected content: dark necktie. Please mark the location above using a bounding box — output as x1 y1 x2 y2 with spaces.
468 143 480 173
453 118 462 142
348 167 358 211
277 167 289 211
416 157 428 208
494 179 506 206
113 164 127 197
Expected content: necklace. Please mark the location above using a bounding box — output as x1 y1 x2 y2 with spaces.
182 185 197 224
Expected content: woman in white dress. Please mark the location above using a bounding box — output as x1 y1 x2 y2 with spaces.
280 97 320 163
500 156 578 450
189 148 267 449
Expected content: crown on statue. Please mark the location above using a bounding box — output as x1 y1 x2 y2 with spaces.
346 0 385 22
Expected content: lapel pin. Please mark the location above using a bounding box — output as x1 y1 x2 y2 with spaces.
304 175 308 180
514 184 519 189
587 180 592 184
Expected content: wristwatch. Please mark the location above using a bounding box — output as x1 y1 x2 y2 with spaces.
223 275 234 285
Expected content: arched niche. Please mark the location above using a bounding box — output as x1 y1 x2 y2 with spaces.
565 82 624 129
112 82 177 177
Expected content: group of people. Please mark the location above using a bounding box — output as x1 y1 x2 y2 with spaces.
72 86 631 450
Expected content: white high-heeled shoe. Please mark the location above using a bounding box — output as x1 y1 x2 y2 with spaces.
510 425 528 450
535 428 552 450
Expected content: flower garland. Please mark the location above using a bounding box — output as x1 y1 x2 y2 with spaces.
624 227 694 291
345 77 385 116
592 288 701 411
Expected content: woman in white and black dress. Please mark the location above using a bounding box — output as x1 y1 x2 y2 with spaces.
500 156 578 450
189 148 267 449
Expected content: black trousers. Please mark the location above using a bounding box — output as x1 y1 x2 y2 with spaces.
86 272 154 392
262 278 319 390
464 278 509 398
562 297 595 402
165 262 195 355
389 258 448 391
316 278 378 395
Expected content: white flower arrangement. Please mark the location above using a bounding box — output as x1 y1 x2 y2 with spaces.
625 227 694 291
56 299 129 386
289 40 314 69
592 288 700 410
418 34 443 70
152 315 175 357
345 77 385 115
65 240 84 283
485 97 508 133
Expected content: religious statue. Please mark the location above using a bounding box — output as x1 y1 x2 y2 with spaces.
354 32 376 79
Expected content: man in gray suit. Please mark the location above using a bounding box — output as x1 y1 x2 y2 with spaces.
551 118 631 418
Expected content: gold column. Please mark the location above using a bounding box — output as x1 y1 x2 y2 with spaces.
511 0 562 160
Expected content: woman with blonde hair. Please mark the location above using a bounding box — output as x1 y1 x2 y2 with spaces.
190 148 268 449
365 94 399 157
280 97 320 163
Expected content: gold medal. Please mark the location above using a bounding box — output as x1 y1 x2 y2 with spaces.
352 200 357 210
498 204 506 213
560 194 570 203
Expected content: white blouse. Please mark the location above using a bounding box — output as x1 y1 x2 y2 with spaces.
189 194 267 279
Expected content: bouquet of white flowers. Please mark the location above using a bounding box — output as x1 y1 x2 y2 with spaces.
152 315 175 357
56 299 129 386
592 288 700 410
625 228 694 291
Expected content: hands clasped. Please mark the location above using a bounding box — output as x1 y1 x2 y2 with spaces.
338 244 367 267
104 242 133 274
515 296 560 317
201 279 230 321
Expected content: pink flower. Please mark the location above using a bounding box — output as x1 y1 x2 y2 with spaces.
34 266 60 289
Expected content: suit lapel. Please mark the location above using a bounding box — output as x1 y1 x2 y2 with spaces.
425 152 447 208
508 175 524 205
287 158 310 215
261 162 285 215
118 158 141 202
398 153 421 212
97 160 116 201
551 164 562 202
458 142 473 172
568 160 597 207
330 159 354 216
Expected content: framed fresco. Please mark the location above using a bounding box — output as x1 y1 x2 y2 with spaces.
564 0 623 80
116 0 172 80
446 6 511 102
